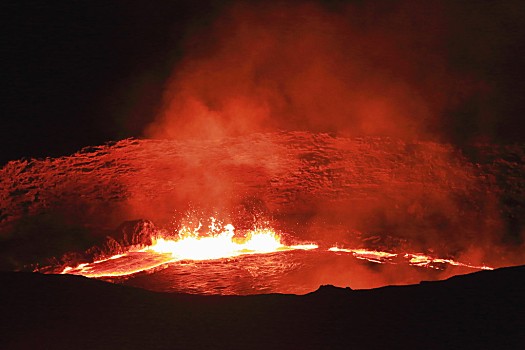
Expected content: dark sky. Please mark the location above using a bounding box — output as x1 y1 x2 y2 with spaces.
2 0 226 164
2 0 525 165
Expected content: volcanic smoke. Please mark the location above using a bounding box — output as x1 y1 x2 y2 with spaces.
146 1 483 142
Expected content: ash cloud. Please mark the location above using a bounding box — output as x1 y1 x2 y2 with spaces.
146 0 483 142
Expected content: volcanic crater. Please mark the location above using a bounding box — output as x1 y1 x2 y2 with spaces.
1 132 523 294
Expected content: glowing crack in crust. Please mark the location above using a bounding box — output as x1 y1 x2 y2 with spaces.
328 246 493 270
60 239 493 280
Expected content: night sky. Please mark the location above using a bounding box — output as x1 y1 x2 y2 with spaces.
2 0 525 165
3 0 223 164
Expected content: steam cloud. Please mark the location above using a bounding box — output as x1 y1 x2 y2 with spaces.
146 1 482 141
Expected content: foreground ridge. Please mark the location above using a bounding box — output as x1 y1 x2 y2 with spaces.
2 265 524 350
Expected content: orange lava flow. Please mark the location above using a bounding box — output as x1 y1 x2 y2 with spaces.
328 246 493 270
404 253 493 270
59 221 318 278
328 247 397 264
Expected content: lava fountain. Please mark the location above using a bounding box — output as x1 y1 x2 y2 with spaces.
59 218 317 279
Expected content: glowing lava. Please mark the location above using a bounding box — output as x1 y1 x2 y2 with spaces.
149 225 305 260
328 246 493 270
404 253 493 271
55 217 493 294
328 247 397 263
59 221 318 278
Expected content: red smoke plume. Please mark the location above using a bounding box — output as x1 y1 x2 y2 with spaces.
146 1 480 141
138 0 520 267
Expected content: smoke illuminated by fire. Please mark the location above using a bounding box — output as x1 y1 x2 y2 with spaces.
146 1 484 142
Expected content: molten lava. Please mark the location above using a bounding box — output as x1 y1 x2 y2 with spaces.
327 246 492 270
404 253 493 271
59 220 318 279
148 225 316 260
56 217 493 295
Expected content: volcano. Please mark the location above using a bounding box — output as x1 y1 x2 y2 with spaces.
1 132 524 293
3 1 525 348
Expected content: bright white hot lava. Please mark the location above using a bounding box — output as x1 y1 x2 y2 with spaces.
59 218 318 278
57 218 492 286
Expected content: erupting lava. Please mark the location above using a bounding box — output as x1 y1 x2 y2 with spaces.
149 225 317 260
56 217 493 294
59 219 318 278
